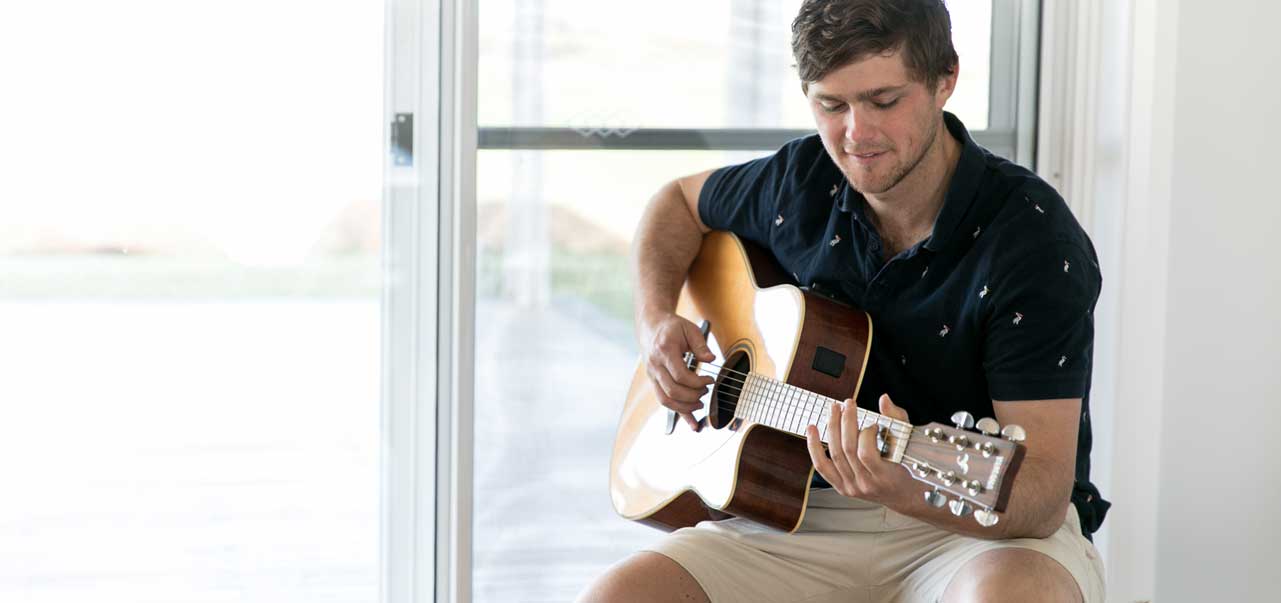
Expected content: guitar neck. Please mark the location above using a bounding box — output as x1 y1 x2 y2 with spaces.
733 373 912 462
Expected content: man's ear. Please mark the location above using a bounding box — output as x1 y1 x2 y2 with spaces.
933 61 959 109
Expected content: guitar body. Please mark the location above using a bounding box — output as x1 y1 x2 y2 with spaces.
610 232 874 533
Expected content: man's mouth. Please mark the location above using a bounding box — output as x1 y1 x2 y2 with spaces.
849 150 885 164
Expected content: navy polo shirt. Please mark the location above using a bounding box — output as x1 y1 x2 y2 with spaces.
697 112 1109 538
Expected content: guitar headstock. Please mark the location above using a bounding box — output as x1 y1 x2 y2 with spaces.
899 412 1027 527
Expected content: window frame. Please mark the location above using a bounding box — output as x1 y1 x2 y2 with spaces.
476 0 1040 164
394 1 1041 601
382 0 477 602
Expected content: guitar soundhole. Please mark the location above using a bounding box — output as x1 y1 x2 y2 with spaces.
710 350 751 430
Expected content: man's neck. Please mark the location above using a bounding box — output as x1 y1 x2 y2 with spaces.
863 119 961 249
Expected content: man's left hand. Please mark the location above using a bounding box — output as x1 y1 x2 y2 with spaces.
805 393 920 507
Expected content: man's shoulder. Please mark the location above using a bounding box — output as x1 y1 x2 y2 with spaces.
979 151 1098 265
773 133 836 188
703 133 833 200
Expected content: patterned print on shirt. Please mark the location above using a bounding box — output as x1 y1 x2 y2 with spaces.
1013 312 1024 325
979 285 989 298
938 325 951 337
1064 260 1071 273
830 184 839 197
829 234 841 247
775 214 784 226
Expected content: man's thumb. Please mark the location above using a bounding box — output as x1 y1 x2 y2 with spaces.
686 323 714 361
879 393 908 420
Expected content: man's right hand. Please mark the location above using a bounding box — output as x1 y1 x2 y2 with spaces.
641 312 716 432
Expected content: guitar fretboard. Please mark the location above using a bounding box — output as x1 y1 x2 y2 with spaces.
733 372 911 462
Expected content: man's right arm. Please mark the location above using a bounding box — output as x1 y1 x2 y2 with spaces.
631 170 716 431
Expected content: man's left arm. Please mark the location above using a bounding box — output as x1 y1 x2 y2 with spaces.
806 236 1101 540
806 394 1078 540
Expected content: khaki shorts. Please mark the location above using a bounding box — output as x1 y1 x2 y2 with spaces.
643 488 1105 603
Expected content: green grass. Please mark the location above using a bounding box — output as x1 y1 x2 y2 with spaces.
0 255 380 300
3 250 635 323
477 248 634 322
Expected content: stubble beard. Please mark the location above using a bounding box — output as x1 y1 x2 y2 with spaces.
840 116 940 197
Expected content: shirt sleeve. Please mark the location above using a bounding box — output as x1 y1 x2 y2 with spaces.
983 241 1102 401
698 137 813 247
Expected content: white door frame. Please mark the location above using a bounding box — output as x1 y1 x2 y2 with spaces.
381 0 477 601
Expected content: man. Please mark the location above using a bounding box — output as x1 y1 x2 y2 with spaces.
579 1 1108 601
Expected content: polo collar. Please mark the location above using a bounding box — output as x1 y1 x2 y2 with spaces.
923 112 985 251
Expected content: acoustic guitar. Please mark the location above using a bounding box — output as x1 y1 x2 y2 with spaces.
610 231 1027 533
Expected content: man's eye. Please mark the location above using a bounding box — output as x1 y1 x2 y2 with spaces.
873 99 899 110
821 103 845 113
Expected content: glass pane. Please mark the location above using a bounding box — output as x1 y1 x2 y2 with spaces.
0 2 384 601
480 0 991 131
472 149 770 601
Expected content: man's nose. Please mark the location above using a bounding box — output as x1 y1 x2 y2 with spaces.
843 106 876 145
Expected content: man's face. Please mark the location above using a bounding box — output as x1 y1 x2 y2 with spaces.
806 50 956 196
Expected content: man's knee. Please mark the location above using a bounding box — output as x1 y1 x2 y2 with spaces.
942 548 1082 603
575 552 709 603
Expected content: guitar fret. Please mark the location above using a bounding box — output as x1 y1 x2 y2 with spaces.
768 378 782 430
790 386 804 435
805 390 820 434
749 374 762 423
780 383 793 433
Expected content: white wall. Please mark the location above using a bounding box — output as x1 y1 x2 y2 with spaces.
1066 0 1281 600
1154 1 1281 600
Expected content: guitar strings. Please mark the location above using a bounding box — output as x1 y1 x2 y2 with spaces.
697 380 912 448
690 362 903 430
668 361 1005 459
661 360 1011 502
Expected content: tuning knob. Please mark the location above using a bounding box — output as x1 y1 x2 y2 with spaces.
974 508 1000 527
1001 424 1027 442
978 441 997 458
924 488 947 508
966 480 984 496
949 499 973 517
975 417 1000 436
951 411 975 430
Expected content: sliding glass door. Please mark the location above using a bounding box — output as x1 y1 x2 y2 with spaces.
0 3 385 601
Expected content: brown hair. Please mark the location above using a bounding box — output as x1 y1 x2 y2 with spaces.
791 0 959 92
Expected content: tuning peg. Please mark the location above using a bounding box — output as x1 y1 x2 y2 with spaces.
951 411 975 430
949 499 973 517
978 441 997 458
924 489 947 508
1001 424 1027 442
975 417 1000 436
974 508 1000 527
